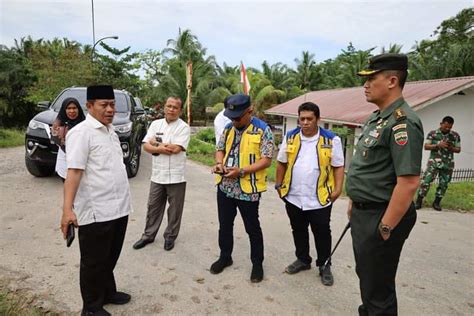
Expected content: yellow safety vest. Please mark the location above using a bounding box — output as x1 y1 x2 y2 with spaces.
216 117 269 193
280 127 336 206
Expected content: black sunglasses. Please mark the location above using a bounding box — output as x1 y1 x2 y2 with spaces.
231 110 250 122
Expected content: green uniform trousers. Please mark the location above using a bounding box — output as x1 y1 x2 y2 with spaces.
351 203 416 316
418 164 453 198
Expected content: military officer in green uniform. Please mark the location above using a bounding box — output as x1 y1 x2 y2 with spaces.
346 54 424 316
415 116 461 211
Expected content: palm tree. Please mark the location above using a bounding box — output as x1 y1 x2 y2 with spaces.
380 43 403 54
164 29 205 63
261 61 295 91
294 51 317 90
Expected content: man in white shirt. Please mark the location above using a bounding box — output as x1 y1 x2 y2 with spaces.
60 85 132 316
133 97 190 251
275 102 344 286
214 108 231 146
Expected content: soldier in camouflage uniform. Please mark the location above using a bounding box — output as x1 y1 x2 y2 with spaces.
415 116 461 211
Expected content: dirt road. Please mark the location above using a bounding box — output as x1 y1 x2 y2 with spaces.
0 146 473 315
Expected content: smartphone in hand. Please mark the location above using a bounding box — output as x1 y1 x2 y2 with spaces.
66 223 75 247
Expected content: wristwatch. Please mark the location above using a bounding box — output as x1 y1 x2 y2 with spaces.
239 168 246 178
379 222 393 239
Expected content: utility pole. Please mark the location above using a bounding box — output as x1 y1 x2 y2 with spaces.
91 0 95 48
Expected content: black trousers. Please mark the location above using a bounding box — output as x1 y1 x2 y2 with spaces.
285 201 332 266
78 215 128 311
217 188 264 265
351 203 416 316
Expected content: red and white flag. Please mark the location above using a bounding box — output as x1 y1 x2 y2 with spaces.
240 61 251 95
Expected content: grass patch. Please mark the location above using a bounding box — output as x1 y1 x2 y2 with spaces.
188 128 277 182
421 181 474 211
0 290 45 316
0 128 24 148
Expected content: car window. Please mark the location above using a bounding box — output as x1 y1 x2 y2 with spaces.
134 97 144 109
52 89 129 113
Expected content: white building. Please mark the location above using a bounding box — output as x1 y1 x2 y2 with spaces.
266 76 474 170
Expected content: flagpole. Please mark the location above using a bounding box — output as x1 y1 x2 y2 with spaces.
186 61 193 126
240 61 250 96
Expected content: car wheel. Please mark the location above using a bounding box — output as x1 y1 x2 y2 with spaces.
126 143 141 178
25 154 55 177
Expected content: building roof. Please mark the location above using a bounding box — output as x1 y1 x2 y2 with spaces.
265 76 474 126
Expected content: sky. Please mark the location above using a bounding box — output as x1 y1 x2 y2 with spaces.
0 0 471 69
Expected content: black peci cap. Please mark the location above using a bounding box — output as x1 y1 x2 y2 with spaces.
87 85 115 100
357 53 408 76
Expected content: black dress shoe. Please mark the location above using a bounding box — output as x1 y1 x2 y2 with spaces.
133 238 153 250
104 291 131 305
210 258 233 274
164 239 175 251
81 307 111 316
250 264 264 283
285 259 311 274
319 265 334 286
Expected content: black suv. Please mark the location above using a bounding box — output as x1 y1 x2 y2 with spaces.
25 87 147 178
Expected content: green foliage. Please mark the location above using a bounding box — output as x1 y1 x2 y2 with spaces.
1 8 472 128
0 45 37 127
409 8 474 80
194 128 216 144
95 42 141 95
0 128 24 147
187 137 215 155
24 37 95 104
187 131 216 166
422 182 474 211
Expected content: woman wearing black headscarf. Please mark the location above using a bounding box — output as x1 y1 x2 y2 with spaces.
51 97 85 179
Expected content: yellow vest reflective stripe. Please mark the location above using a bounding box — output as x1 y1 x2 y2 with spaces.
215 118 268 193
280 127 335 206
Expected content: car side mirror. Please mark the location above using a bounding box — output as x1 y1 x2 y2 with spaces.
37 101 50 109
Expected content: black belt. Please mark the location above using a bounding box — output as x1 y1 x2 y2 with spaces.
352 201 389 210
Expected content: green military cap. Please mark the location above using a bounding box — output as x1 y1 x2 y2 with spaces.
357 53 408 76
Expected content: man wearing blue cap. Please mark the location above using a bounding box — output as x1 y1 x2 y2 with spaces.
346 54 424 315
210 93 274 283
60 85 132 316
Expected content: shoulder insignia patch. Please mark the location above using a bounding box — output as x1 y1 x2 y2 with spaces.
394 108 406 121
392 123 407 131
394 131 408 146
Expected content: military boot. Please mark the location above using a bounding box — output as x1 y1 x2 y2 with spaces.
415 195 423 209
432 196 442 211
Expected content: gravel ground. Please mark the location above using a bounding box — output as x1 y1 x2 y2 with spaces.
0 146 473 315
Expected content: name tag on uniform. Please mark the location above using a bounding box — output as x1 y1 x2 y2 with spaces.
247 131 260 135
321 144 332 149
226 156 235 167
369 130 379 138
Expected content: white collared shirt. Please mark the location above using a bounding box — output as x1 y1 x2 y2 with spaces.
277 129 344 210
66 114 132 225
214 109 231 146
144 118 190 184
